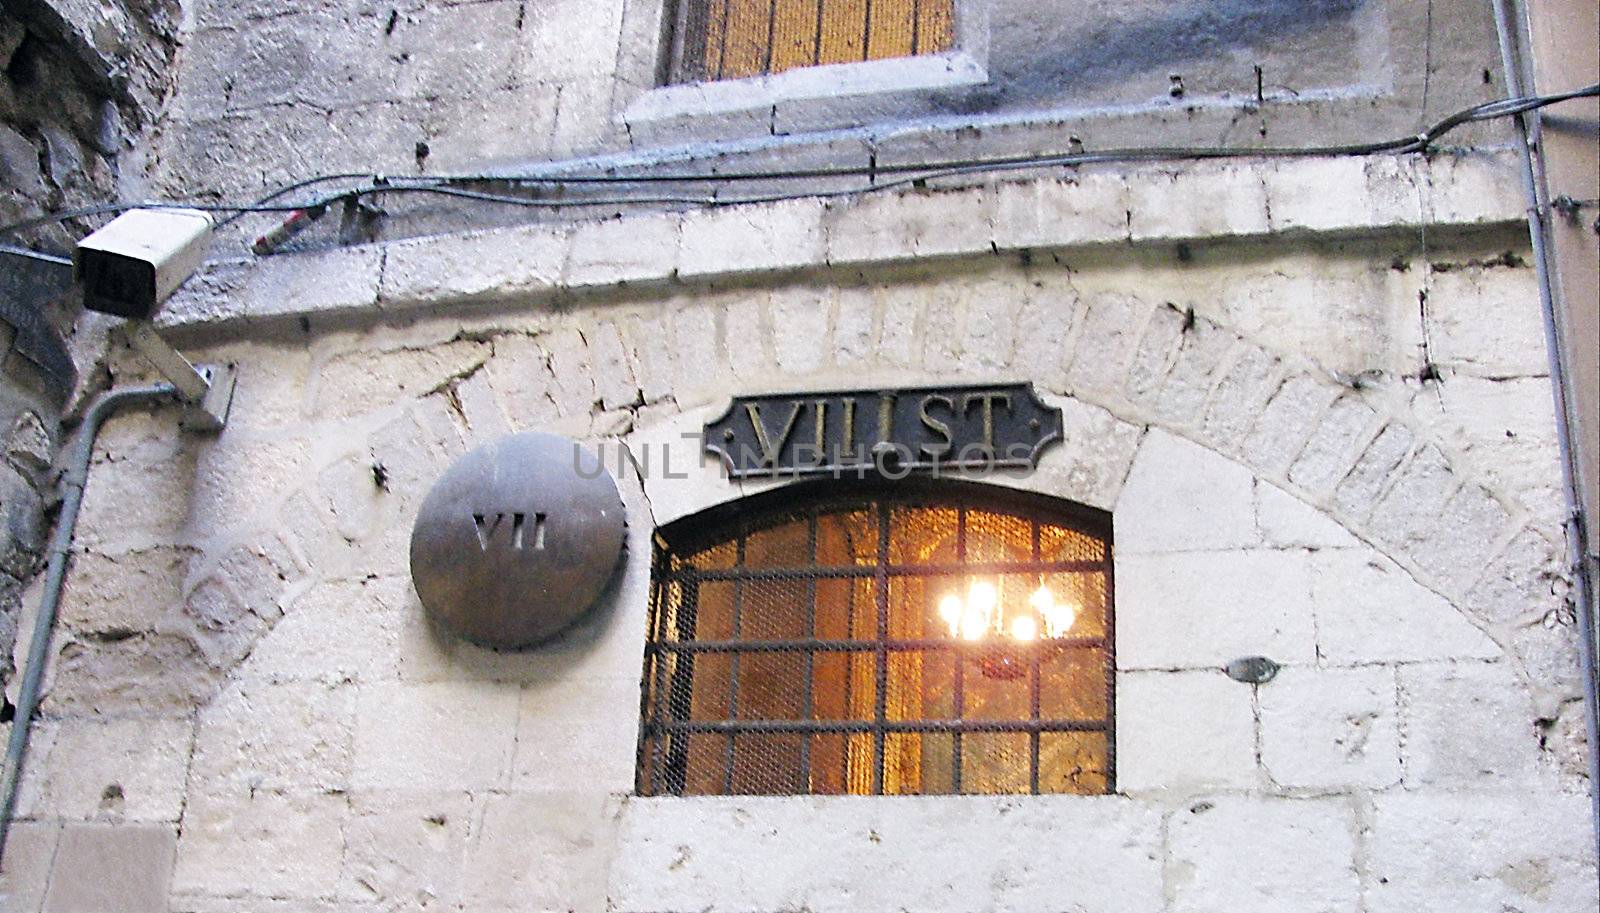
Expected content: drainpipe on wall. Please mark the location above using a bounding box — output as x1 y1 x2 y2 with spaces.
0 382 178 861
1488 0 1600 864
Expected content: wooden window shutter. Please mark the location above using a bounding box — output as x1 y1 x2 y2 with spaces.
671 0 956 84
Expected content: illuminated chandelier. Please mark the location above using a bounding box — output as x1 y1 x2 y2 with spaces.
937 580 1079 679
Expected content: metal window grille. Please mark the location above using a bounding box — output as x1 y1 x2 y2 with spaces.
636 480 1115 797
665 0 958 85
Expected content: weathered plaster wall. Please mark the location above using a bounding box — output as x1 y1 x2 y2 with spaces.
0 153 1590 911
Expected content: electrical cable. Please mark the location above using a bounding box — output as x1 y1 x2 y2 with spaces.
1 83 1594 243
0 245 72 266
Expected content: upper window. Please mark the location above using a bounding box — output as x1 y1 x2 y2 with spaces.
636 479 1114 797
667 0 957 84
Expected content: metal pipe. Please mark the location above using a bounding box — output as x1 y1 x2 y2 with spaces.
1489 0 1600 864
0 382 177 859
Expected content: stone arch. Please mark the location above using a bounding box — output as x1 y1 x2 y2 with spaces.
607 269 1567 704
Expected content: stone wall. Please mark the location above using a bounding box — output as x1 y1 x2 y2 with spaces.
0 0 180 706
0 153 1590 911
153 0 1513 249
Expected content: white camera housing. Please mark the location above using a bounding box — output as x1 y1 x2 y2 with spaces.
73 208 213 319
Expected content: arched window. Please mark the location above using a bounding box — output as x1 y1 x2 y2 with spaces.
636 479 1114 796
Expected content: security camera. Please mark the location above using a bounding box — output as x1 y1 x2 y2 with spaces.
73 208 213 319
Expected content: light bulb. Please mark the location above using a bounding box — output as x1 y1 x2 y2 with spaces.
1028 585 1055 612
1010 614 1038 641
1044 603 1079 639
938 595 964 637
968 581 997 613
960 607 988 641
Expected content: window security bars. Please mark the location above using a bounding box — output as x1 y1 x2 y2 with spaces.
636 481 1115 797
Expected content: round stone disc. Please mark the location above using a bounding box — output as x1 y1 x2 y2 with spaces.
409 432 626 649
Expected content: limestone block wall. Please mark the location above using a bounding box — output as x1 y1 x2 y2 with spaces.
152 0 1513 249
0 0 180 721
0 156 1593 911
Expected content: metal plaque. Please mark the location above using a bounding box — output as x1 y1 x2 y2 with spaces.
703 382 1064 479
409 432 626 649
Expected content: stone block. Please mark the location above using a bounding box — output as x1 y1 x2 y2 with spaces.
624 407 739 527
1063 292 1151 396
555 75 628 157
1201 344 1282 454
1168 796 1359 913
462 792 621 912
1466 527 1567 625
769 284 833 375
483 333 565 432
168 574 268 671
387 2 522 103
991 170 1129 250
1367 445 1457 553
565 213 680 288
1262 155 1373 233
172 791 347 900
191 680 355 794
1118 549 1316 669
513 675 640 794
339 791 474 910
1286 395 1380 494
1239 373 1341 478
1147 318 1239 427
543 326 601 418
59 546 193 637
1407 484 1512 585
825 186 992 265
1258 665 1400 789
422 81 562 171
1510 618 1583 700
1124 304 1184 404
73 429 197 554
1331 423 1415 522
956 273 1022 373
45 633 222 717
1367 792 1598 913
42 824 176 913
1011 271 1079 387
992 396 1142 512
1425 266 1547 377
1430 375 1561 500
678 199 826 279
239 246 383 323
378 224 568 311
1310 550 1499 664
665 302 726 399
352 681 521 791
1255 482 1358 548
520 0 625 81
832 287 877 367
581 321 639 413
1424 151 1527 226
21 718 192 822
610 795 1163 913
1115 670 1257 793
1398 661 1545 786
312 338 489 420
1115 430 1257 555
1127 163 1270 240
874 281 927 369
236 579 400 685
0 821 58 913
